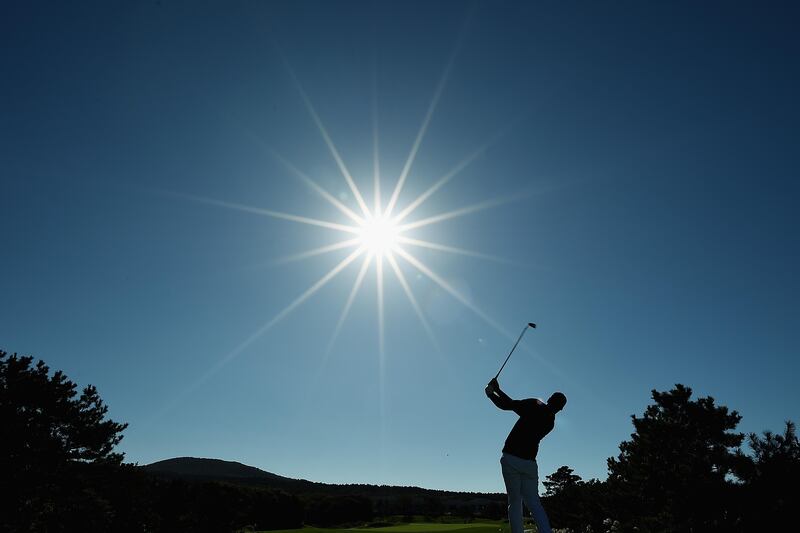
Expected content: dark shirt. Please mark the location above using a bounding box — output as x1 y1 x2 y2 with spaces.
488 387 555 460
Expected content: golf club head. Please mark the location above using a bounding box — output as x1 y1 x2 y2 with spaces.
528 322 536 328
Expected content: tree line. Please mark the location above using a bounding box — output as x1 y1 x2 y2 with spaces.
541 384 799 532
2 350 798 532
0 351 497 532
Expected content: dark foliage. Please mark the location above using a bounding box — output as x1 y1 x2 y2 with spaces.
543 466 583 497
540 388 800 533
734 421 800 530
148 479 303 532
304 494 374 526
541 466 612 532
606 384 745 532
544 477 610 533
0 350 129 531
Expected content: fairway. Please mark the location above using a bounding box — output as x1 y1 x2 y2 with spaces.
263 522 505 533
359 524 500 533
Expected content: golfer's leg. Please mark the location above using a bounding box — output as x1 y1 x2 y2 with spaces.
501 456 524 533
520 462 551 533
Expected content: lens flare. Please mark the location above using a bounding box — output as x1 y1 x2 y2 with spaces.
358 214 401 256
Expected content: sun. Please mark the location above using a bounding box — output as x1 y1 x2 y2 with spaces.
183 105 513 360
179 52 519 369
358 213 402 256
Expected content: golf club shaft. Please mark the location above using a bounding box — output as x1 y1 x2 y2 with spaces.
494 324 531 380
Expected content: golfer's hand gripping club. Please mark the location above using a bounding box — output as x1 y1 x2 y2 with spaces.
485 377 499 398
493 322 536 380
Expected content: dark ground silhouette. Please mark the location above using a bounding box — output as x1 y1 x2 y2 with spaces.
2 350 798 532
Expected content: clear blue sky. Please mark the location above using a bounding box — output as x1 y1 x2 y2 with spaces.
2 1 798 493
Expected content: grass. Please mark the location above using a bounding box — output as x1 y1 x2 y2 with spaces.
261 521 508 533
364 524 502 533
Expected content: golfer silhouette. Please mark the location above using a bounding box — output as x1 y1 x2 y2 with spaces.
485 378 566 533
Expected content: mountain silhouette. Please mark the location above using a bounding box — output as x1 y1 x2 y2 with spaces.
141 456 504 503
144 457 296 481
142 457 318 491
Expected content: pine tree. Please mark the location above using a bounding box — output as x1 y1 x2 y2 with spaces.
0 350 128 529
606 384 743 532
543 465 583 496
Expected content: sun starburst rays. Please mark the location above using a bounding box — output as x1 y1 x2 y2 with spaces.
184 111 519 362
326 253 374 357
183 142 515 363
179 34 524 385
215 164 515 361
385 252 439 352
286 64 371 219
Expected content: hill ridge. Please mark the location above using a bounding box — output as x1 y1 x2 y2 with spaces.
141 456 503 498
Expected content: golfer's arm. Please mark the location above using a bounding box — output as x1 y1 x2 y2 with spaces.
488 387 515 410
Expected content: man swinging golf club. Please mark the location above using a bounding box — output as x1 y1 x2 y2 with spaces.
485 323 566 533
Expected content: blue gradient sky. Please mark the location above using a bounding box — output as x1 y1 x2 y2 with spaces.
2 1 798 492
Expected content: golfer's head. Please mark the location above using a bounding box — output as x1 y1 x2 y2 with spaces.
547 392 567 412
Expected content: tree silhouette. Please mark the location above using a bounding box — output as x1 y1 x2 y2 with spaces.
542 471 609 532
543 465 582 497
1 350 128 530
737 420 800 529
607 384 744 532
748 420 800 475
1 350 127 465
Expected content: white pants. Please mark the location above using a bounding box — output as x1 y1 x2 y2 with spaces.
500 453 552 533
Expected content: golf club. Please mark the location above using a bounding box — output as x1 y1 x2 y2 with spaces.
493 322 536 380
